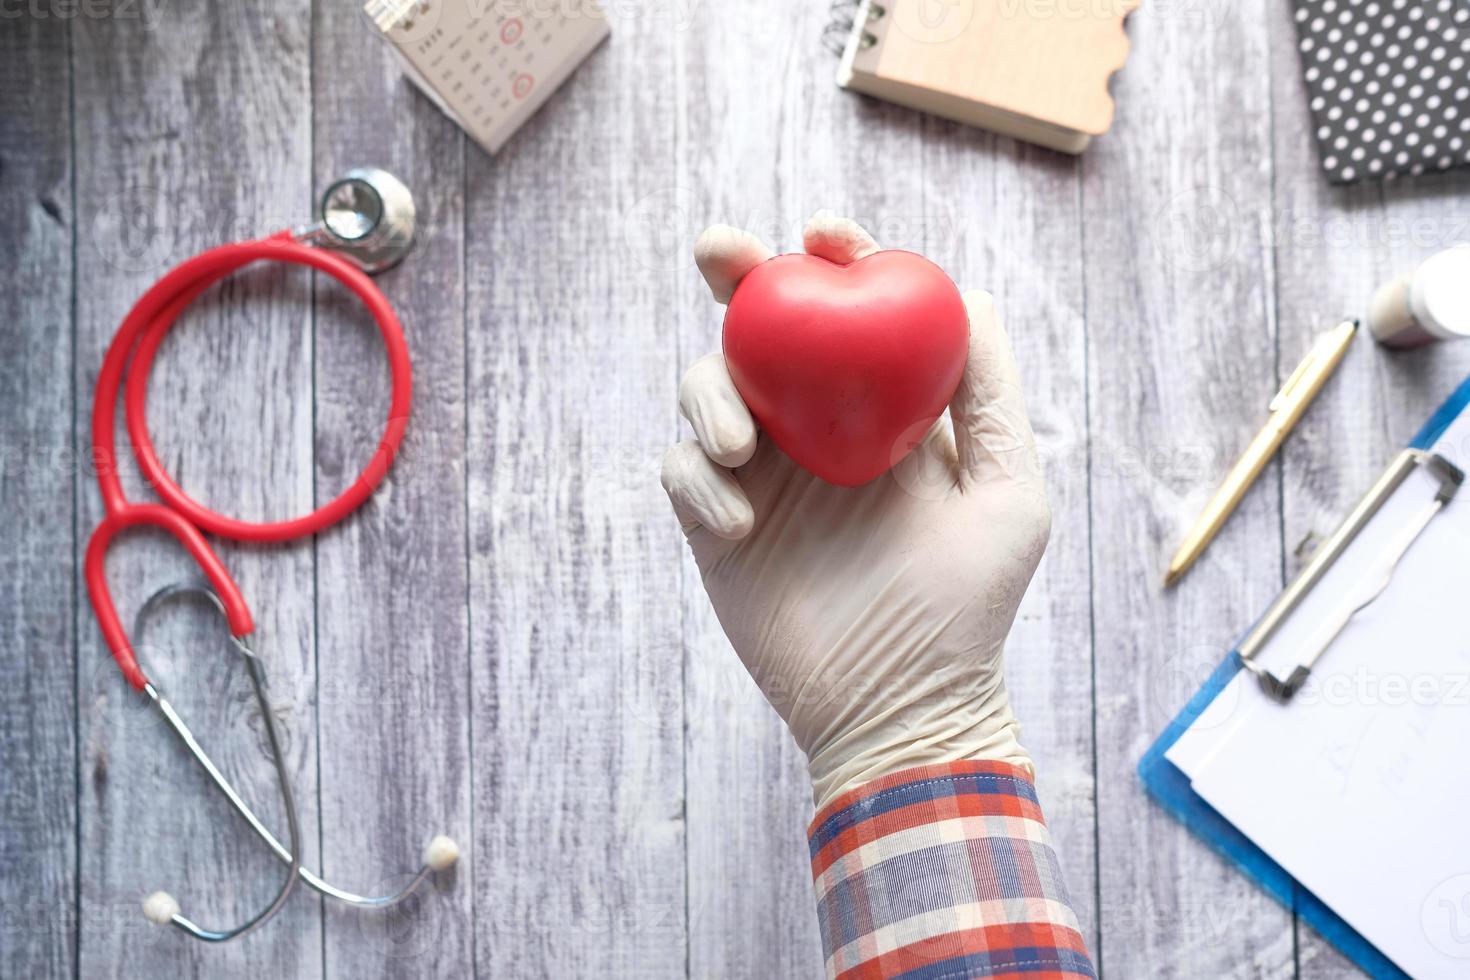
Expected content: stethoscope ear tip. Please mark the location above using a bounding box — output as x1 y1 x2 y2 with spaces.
143 890 181 926
423 834 460 872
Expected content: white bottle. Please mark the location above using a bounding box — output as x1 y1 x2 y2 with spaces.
1367 244 1470 348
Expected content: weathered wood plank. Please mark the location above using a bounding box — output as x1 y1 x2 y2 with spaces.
309 11 475 977
464 8 687 977
919 126 1098 948
0 15 77 980
1084 1 1296 975
71 4 323 975
1268 2 1470 974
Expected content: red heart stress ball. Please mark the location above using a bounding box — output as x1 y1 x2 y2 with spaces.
722 249 969 487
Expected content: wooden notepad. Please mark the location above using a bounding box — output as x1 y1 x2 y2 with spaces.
836 0 1137 153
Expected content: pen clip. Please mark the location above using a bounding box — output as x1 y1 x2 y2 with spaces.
1268 322 1354 413
1269 348 1319 413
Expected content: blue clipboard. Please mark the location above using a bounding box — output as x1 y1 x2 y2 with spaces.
1139 372 1470 980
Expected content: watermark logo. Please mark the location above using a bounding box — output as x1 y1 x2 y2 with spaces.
92 186 173 274
891 0 975 45
354 872 451 959
1153 186 1245 274
1422 873 1470 960
623 186 707 273
0 0 171 30
1149 643 1238 728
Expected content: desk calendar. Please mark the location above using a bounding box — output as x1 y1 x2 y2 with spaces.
365 0 610 154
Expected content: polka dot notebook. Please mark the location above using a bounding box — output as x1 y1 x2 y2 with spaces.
1291 0 1470 184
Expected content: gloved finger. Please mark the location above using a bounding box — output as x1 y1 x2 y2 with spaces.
695 225 775 304
678 352 758 468
950 290 1042 491
660 440 755 540
802 210 881 264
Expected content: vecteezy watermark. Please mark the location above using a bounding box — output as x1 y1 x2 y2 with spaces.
1153 184 1470 274
415 0 698 32
1422 873 1470 960
993 0 1137 19
621 191 969 274
1287 664 1470 709
0 0 169 29
90 186 350 275
887 0 1157 45
482 893 685 938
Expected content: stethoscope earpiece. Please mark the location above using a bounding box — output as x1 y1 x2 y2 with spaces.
131 581 458 939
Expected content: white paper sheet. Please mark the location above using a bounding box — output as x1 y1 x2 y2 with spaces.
1165 407 1470 978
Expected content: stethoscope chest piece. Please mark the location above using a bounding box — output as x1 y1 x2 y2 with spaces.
305 167 416 274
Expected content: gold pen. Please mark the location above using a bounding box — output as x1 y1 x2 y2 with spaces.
1163 319 1359 588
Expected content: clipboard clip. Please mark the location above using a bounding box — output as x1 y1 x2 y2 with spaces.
1236 448 1464 702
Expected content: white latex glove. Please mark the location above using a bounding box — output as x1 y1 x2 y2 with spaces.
662 213 1052 810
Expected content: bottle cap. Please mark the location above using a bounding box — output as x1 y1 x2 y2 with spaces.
1367 244 1470 348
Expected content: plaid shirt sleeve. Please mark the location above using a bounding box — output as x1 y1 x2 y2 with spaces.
807 760 1096 980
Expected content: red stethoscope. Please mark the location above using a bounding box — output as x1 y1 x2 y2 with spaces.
85 169 458 942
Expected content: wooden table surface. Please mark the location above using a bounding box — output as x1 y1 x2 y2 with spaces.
4 1 1468 977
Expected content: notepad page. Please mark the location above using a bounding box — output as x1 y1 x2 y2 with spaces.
1166 408 1470 978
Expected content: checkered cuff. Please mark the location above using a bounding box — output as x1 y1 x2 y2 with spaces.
807 761 1095 980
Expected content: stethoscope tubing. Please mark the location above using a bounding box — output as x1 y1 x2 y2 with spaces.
86 231 412 691
84 229 446 941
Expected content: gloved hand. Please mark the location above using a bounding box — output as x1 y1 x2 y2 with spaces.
662 213 1052 810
